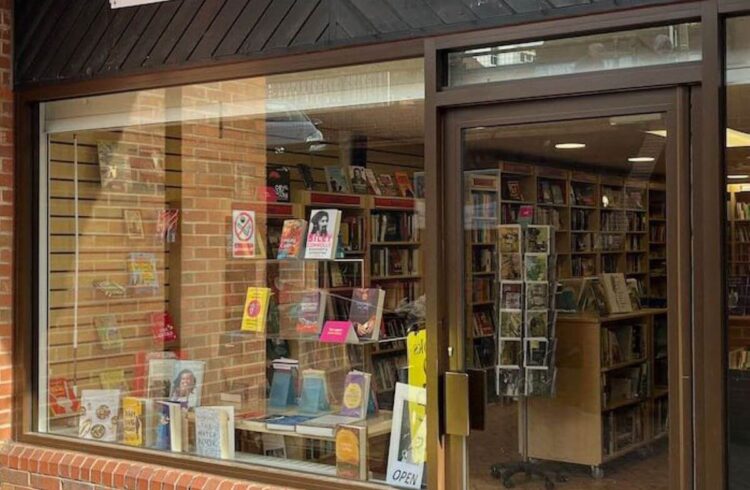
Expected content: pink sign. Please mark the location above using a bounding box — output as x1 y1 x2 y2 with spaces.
320 321 356 344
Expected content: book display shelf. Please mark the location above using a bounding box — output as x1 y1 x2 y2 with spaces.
527 309 668 470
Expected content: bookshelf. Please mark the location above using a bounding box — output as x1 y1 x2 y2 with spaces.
526 308 668 470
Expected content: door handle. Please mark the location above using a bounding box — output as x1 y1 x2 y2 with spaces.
443 369 487 436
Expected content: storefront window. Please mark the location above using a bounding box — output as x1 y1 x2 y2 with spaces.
446 23 702 88
39 59 427 485
726 17 750 489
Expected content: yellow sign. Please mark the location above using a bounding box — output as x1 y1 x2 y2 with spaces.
407 329 427 463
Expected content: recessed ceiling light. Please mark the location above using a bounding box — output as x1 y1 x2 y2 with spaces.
628 157 655 163
555 143 586 149
729 174 750 179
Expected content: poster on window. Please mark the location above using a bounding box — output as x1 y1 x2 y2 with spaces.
232 210 257 258
386 382 426 489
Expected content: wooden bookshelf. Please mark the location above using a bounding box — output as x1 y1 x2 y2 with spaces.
526 308 668 470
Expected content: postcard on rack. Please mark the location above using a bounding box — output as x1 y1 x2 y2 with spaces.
500 281 523 310
500 254 522 280
497 367 523 397
525 311 549 338
499 310 522 339
524 253 549 282
499 225 522 254
525 225 552 253
525 282 549 310
498 340 522 368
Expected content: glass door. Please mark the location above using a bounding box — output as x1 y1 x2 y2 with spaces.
441 90 692 490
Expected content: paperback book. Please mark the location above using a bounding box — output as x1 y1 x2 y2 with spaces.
265 166 290 202
122 396 150 447
365 168 382 195
294 290 328 335
348 166 369 194
99 369 129 392
394 171 415 198
241 287 272 332
325 166 352 193
48 378 80 416
336 425 368 480
79 389 120 442
195 406 235 460
298 369 330 414
378 174 399 197
154 400 185 452
525 311 549 338
349 288 386 342
304 209 342 260
276 219 308 259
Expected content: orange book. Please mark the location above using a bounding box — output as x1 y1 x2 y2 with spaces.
276 219 308 259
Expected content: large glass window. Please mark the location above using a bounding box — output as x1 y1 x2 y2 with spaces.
726 17 750 489
39 59 428 485
446 23 701 88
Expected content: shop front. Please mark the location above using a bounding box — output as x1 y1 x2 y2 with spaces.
7 1 750 489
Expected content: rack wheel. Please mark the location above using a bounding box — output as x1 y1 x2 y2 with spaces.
591 466 605 479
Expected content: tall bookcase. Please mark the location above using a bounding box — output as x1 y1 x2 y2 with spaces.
727 184 750 278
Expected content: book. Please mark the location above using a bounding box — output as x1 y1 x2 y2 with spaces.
505 179 524 201
297 164 315 190
97 141 131 191
276 219 308 259
122 397 149 447
149 311 178 343
601 273 633 314
263 414 317 431
500 281 523 309
268 359 299 409
168 360 205 408
294 290 328 335
241 287 272 332
304 209 342 260
525 282 549 310
524 253 549 282
525 225 552 253
499 310 522 338
336 425 367 480
265 166 290 202
378 174 399 196
499 225 522 253
349 288 386 342
99 369 129 392
79 389 120 442
394 171 415 198
195 406 235 460
340 371 371 419
349 166 369 194
133 351 178 397
325 166 351 193
127 252 159 291
298 369 330 414
154 400 184 452
94 315 123 351
413 172 425 199
365 168 382 195
48 378 80 416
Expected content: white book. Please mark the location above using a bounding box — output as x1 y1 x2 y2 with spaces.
79 389 120 442
195 406 235 460
304 209 342 260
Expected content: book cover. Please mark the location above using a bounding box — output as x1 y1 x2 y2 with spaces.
499 310 522 338
365 168 382 195
378 174 399 196
154 400 183 452
294 290 327 335
169 360 205 408
241 287 272 332
336 425 367 480
325 166 352 193
349 166 369 194
500 254 522 280
265 166 290 202
94 315 124 351
264 414 317 431
99 369 129 392
340 371 371 420
304 209 341 260
268 366 298 409
524 253 549 282
413 172 425 199
135 351 178 397
349 288 385 342
79 389 120 442
122 397 147 447
499 225 522 253
97 141 131 191
297 164 315 190
601 273 633 314
127 252 159 291
525 225 552 253
48 378 80 416
394 171 415 198
232 210 261 258
298 369 330 414
149 311 178 343
276 219 308 259
500 281 523 309
195 406 235 460
505 179 524 201
525 282 549 310
525 311 549 338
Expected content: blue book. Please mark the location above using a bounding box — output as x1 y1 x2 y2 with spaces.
298 370 330 415
153 401 184 452
268 368 297 409
264 414 317 432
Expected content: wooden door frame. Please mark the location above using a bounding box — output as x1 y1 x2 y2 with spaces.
438 88 693 490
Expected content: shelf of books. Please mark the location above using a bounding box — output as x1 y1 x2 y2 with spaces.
527 272 668 468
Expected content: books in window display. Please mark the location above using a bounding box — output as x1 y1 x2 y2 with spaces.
195 406 235 460
79 390 120 442
276 219 308 259
48 378 80 417
296 371 371 438
268 358 299 409
146 359 205 408
336 424 368 480
325 166 352 193
304 209 342 260
349 166 369 194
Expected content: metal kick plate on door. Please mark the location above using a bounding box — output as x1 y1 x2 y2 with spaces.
444 372 470 436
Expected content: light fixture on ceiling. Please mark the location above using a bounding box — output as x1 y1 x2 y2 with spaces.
728 174 750 179
555 143 586 149
110 0 172 8
647 128 750 148
628 157 656 163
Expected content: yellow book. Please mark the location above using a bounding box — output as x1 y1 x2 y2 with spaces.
241 287 272 332
122 397 145 447
99 369 128 392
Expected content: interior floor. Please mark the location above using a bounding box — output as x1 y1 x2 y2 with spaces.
469 402 669 490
